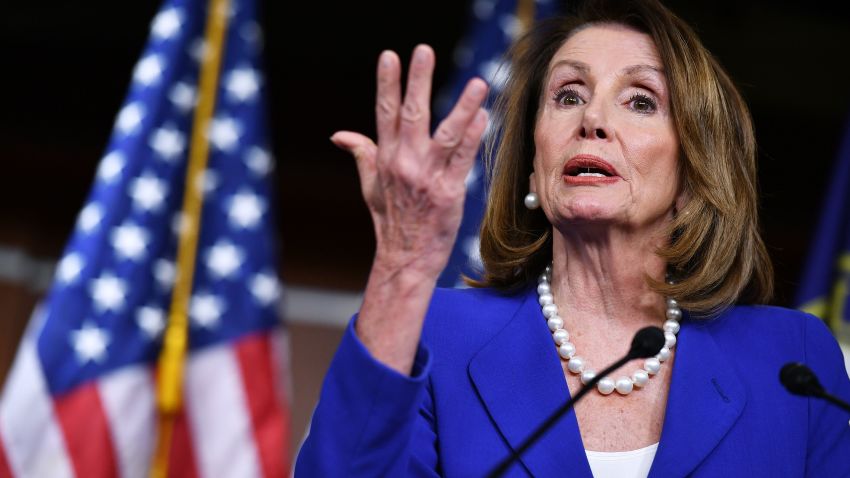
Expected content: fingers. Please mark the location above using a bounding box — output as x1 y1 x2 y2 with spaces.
375 50 401 150
430 78 489 163
446 108 489 182
331 131 378 192
399 45 435 143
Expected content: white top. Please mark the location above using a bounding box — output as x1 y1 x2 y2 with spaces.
585 443 658 478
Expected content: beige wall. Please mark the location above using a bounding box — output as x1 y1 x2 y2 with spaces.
287 322 344 459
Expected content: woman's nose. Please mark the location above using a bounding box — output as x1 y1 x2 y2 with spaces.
579 127 607 139
577 98 611 140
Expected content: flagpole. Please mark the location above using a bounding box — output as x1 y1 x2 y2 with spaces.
150 0 231 475
516 0 535 32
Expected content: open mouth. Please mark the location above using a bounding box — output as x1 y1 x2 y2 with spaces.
566 166 613 178
563 156 619 179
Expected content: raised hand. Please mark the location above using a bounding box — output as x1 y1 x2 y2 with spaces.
331 45 489 374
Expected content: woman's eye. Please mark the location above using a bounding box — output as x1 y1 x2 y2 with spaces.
629 94 657 113
554 88 583 107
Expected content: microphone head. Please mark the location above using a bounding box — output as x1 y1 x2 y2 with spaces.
629 326 665 359
780 362 824 397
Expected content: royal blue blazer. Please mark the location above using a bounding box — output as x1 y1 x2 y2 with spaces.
295 287 850 477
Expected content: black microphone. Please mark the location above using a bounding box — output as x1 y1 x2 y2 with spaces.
779 362 850 412
487 326 665 478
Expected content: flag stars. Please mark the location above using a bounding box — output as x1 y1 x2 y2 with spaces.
56 253 85 284
89 273 128 313
245 146 273 176
137 306 166 339
189 38 208 63
225 68 261 102
473 0 497 20
149 125 186 161
239 21 263 45
150 7 183 40
227 190 266 229
197 169 219 195
153 259 176 289
171 212 192 237
206 240 244 279
116 102 145 135
98 151 125 183
208 116 242 152
250 272 281 306
133 54 165 87
129 173 168 212
111 222 150 261
465 163 481 190
70 322 110 364
499 14 523 40
169 82 197 113
190 293 225 329
77 203 103 233
464 235 483 269
480 59 511 92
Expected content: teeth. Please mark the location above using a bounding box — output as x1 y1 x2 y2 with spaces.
577 172 606 177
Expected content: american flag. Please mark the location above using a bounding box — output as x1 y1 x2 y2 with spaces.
0 0 290 476
436 0 561 288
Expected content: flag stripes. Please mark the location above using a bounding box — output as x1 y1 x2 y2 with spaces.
0 329 287 477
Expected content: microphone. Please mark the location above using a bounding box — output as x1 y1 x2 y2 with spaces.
779 362 850 413
487 326 665 478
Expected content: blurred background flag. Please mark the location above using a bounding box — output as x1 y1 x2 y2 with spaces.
796 115 850 346
0 0 291 476
436 0 562 288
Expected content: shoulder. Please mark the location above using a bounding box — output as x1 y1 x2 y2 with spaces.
693 304 830 344
420 286 534 359
427 286 529 314
690 304 842 371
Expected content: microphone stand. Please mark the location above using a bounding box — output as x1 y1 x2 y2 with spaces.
814 391 850 413
487 353 637 478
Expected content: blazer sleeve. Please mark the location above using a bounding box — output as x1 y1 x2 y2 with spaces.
802 315 850 477
294 317 441 477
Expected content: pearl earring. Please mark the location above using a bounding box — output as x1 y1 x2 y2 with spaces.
524 192 540 210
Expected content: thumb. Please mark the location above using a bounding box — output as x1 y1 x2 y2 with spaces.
331 131 377 165
331 131 379 202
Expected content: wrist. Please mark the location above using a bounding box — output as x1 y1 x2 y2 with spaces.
371 248 444 287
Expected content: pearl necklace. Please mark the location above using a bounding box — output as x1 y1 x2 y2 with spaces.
537 265 682 396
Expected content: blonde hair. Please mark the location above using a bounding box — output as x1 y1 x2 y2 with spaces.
472 0 773 315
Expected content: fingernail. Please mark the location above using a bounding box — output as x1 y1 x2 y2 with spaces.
379 50 392 67
470 80 486 96
413 45 428 63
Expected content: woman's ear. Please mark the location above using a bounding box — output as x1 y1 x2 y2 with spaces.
528 172 537 195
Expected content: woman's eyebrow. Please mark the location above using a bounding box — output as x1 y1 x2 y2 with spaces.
621 64 664 77
549 59 590 75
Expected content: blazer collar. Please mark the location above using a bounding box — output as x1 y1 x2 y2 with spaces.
468 287 593 477
468 289 746 478
648 314 746 477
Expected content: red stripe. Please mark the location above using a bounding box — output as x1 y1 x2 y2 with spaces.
235 333 290 477
148 368 200 478
0 430 15 478
166 405 200 478
53 382 118 478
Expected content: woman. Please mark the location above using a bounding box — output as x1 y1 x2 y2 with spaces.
295 0 850 476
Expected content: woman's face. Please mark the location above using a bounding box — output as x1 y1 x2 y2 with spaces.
531 24 681 234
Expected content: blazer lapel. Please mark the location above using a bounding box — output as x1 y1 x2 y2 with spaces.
468 288 593 477
649 317 747 477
